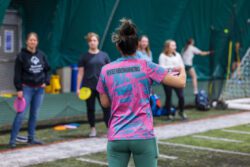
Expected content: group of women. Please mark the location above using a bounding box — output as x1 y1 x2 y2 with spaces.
138 37 210 120
9 18 209 167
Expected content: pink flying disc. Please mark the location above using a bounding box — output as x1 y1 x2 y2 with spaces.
14 97 26 113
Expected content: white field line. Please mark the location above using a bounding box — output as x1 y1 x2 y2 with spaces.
76 158 134 167
226 98 250 103
222 129 250 135
158 141 250 156
226 98 250 110
192 135 243 143
227 103 250 110
76 158 108 166
159 154 178 160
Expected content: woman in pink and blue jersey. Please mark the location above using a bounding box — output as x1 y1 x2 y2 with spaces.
97 19 186 167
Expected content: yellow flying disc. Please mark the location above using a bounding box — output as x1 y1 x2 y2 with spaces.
79 87 92 100
53 125 67 131
0 93 13 98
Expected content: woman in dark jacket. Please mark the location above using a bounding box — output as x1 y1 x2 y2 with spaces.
9 32 50 148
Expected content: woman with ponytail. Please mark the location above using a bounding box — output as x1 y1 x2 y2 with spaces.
182 38 210 96
97 18 186 167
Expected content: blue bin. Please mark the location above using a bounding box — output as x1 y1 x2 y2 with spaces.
71 64 78 92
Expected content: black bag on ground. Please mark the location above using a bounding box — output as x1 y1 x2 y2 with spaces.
195 90 210 111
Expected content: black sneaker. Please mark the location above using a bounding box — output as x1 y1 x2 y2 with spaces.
178 112 187 120
28 139 44 145
9 143 16 149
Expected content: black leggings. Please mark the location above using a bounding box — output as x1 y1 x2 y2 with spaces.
86 89 110 128
163 85 185 113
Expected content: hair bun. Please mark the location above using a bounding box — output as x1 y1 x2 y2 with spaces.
119 18 137 36
112 18 137 43
112 18 138 55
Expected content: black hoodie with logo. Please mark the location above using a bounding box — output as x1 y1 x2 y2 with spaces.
14 48 50 91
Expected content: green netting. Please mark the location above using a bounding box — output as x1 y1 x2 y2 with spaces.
3 0 249 78
0 0 11 25
1 0 250 128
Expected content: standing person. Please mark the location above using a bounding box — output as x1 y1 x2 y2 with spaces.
159 40 186 120
137 35 152 61
9 32 50 148
182 38 210 97
97 19 186 167
77 32 111 137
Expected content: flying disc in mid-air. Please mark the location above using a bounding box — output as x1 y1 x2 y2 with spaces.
78 87 92 100
13 97 26 113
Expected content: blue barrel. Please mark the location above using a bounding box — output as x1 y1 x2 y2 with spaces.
71 64 78 92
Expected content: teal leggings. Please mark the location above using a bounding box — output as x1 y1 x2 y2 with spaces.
107 138 159 167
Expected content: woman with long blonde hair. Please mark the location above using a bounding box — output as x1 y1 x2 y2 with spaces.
137 35 152 61
159 40 186 120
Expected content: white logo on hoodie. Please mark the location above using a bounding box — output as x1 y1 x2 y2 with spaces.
31 56 40 65
29 56 43 73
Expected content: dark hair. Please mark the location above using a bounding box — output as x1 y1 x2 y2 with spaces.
184 38 194 51
112 18 138 55
26 32 39 41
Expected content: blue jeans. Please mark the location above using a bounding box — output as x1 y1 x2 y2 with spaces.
9 86 45 144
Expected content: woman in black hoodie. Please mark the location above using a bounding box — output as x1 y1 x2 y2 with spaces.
9 32 50 148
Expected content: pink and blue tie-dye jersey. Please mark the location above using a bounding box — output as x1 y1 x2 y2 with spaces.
97 56 168 141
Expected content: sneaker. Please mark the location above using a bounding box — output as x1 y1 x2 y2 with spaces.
16 136 28 143
27 139 44 145
89 128 97 137
166 115 175 121
9 143 16 149
178 112 187 120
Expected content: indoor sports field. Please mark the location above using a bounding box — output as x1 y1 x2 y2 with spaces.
27 123 250 167
1 1 250 167
1 109 250 167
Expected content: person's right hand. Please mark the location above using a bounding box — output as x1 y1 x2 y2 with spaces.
17 91 23 99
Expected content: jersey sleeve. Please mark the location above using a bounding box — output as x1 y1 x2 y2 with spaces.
146 61 168 83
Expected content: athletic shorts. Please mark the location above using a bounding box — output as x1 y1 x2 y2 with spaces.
185 65 193 71
107 138 159 167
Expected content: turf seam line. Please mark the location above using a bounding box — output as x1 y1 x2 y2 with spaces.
76 158 134 167
192 135 243 143
76 158 108 166
158 141 250 156
159 154 178 160
222 129 250 135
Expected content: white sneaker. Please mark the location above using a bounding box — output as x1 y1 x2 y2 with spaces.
89 128 97 137
16 136 28 143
